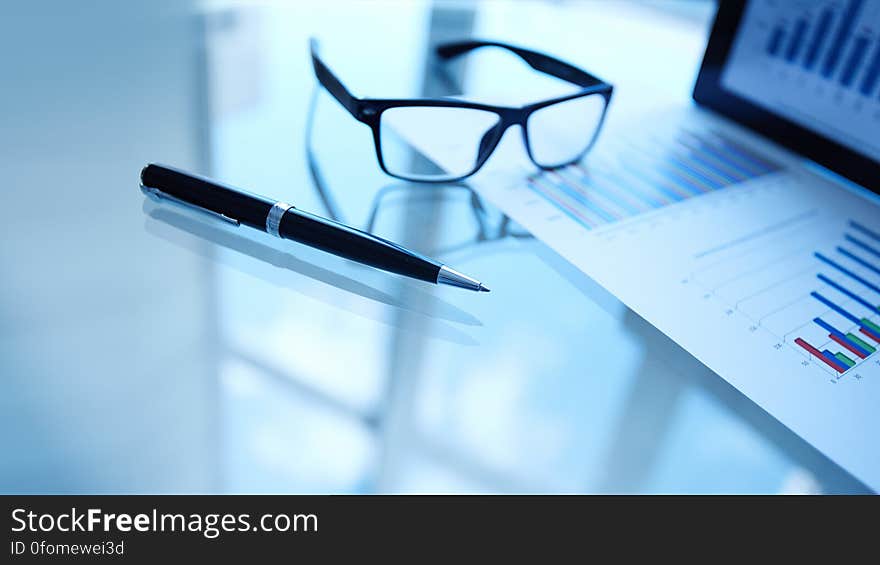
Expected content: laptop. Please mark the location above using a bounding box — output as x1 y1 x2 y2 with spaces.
453 0 880 491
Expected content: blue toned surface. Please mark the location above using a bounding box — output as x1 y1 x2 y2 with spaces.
0 0 869 494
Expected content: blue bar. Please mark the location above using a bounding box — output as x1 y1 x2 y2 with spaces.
656 165 708 196
804 8 834 70
840 35 870 87
670 145 742 185
851 220 880 242
859 40 880 96
817 273 879 312
684 150 741 184
624 141 711 195
837 246 880 276
815 252 880 294
707 131 779 174
592 169 668 211
540 176 617 223
616 167 686 204
812 291 863 325
563 171 641 216
682 145 747 183
845 234 880 259
666 156 724 189
785 18 809 63
822 0 864 79
592 175 659 210
677 133 762 179
528 180 595 228
597 169 667 209
813 317 872 357
821 349 848 372
767 25 786 57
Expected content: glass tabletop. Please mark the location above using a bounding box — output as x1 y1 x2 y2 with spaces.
0 0 868 493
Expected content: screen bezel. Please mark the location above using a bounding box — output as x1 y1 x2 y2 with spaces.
693 0 880 195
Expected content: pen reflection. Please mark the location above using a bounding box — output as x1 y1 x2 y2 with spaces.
143 199 483 334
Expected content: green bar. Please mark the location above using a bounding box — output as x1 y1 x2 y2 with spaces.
847 333 876 353
862 318 880 334
834 352 856 368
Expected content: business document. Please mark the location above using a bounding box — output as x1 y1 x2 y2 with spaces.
463 107 880 489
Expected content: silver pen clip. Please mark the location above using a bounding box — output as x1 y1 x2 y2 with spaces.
141 184 240 226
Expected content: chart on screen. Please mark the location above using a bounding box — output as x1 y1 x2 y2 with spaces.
722 0 880 161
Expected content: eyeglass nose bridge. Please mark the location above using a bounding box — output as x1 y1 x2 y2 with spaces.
482 107 537 166
471 106 525 169
465 107 537 173
490 105 531 136
496 106 530 128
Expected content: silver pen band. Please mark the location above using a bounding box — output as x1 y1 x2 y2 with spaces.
266 201 292 238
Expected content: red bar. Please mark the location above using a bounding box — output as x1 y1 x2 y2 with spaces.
794 337 845 373
860 326 880 343
829 333 868 359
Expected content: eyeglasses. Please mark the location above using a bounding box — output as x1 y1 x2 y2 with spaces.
310 39 613 183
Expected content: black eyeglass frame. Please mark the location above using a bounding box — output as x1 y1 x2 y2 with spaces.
310 38 614 183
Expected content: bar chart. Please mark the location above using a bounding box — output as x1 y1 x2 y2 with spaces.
523 129 781 231
722 0 880 163
764 0 880 96
693 218 880 378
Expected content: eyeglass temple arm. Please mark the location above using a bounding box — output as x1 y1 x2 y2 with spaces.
310 39 361 119
435 40 606 89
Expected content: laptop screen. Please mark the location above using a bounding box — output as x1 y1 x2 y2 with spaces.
694 0 880 194
721 0 880 163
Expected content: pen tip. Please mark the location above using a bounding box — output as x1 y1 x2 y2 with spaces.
479 285 491 292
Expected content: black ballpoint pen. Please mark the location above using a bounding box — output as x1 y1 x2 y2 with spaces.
139 164 490 292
